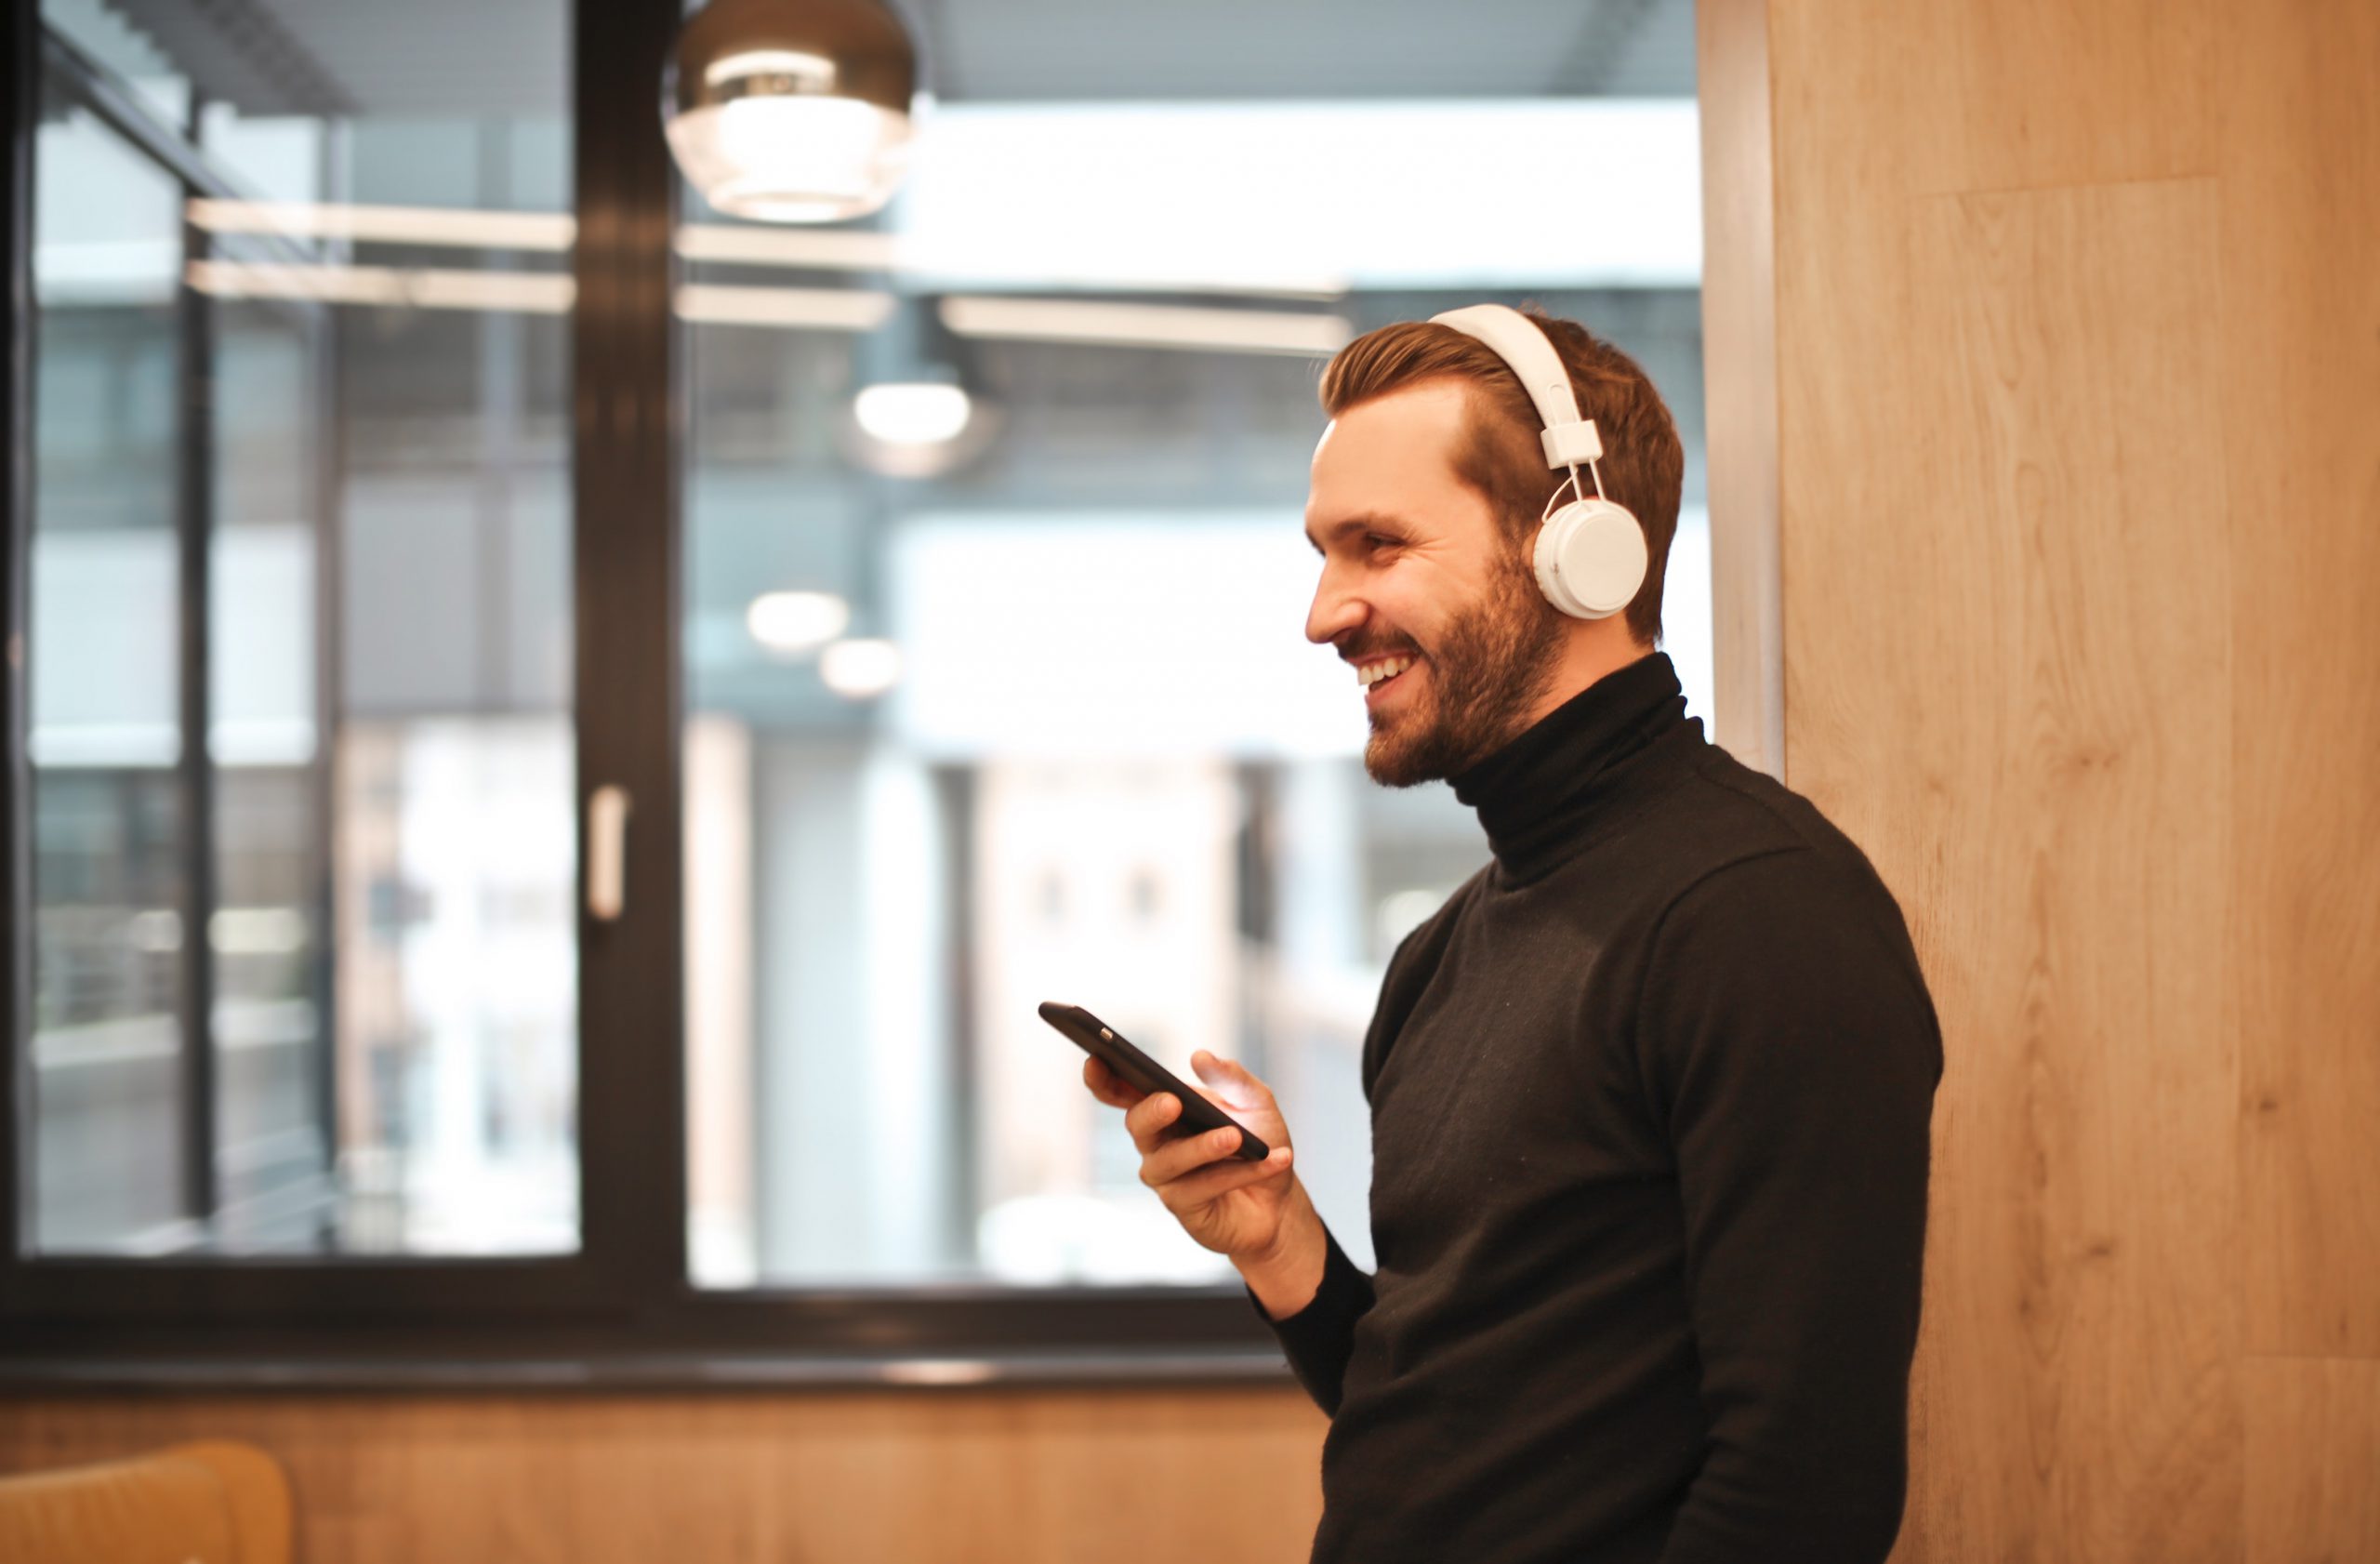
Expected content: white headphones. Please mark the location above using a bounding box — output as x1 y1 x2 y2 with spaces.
1429 304 1648 621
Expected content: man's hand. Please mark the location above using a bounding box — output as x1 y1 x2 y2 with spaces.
1082 1050 1299 1260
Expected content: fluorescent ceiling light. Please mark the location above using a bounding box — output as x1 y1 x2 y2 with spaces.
747 591 851 655
178 205 1336 298
938 297 1351 356
186 258 574 313
676 221 1343 299
676 224 900 270
676 282 894 330
187 199 575 251
187 259 906 330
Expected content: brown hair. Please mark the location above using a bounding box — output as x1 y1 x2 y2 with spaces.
1318 307 1684 647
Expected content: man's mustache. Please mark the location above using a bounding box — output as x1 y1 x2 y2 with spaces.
1339 637 1423 665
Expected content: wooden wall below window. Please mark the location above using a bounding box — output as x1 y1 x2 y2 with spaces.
0 1386 1329 1564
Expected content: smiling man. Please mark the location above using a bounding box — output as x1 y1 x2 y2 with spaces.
1081 305 1943 1563
1310 374 1615 788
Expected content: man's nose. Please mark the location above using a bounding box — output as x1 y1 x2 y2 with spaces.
1306 569 1364 647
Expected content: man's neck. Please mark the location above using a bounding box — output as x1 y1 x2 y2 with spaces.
1520 630 1655 732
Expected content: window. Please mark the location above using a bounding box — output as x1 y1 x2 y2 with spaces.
3 0 1710 1368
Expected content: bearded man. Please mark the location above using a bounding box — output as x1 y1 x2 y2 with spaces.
1082 305 1942 1564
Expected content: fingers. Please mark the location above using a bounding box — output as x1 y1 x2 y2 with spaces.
1121 1085 1238 1157
1135 1120 1250 1186
1123 1088 1185 1155
1151 1145 1294 1213
1190 1050 1275 1109
1081 1054 1145 1109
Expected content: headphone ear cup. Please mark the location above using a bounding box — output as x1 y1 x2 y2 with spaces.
1533 498 1648 620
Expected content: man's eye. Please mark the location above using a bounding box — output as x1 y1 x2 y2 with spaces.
1367 534 1400 550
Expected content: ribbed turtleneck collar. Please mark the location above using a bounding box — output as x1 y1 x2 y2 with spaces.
1450 650 1692 882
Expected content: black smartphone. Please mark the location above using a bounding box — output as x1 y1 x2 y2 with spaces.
1038 1001 1271 1162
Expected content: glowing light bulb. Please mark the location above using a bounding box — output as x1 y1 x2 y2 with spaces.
853 382 972 445
819 637 903 698
747 591 851 654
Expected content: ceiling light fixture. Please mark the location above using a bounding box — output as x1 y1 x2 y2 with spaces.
664 0 921 224
747 591 852 655
853 381 971 445
675 282 895 331
937 296 1353 357
840 297 999 478
819 638 904 699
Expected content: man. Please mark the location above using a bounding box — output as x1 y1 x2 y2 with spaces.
1079 306 1942 1563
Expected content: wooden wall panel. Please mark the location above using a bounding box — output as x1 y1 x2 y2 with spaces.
0 1388 1329 1564
2244 1359 2380 1564
1783 166 2247 1564
1711 0 2380 1558
1913 179 2245 1561
1900 0 2215 195
2218 0 2380 1364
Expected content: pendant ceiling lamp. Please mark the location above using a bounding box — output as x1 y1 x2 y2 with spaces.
664 0 920 223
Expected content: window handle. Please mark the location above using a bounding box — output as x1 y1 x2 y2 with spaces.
588 785 631 921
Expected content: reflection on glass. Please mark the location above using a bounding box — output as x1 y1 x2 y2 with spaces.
22 0 579 1256
29 85 192 1253
679 98 1715 1289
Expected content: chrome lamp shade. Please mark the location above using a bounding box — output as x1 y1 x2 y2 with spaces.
664 0 919 223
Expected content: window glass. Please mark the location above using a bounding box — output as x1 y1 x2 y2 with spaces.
29 82 195 1252
23 0 578 1256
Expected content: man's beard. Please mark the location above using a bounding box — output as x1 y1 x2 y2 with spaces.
1363 552 1567 788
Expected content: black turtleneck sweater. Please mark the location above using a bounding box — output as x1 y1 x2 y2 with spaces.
1247 651 1942 1564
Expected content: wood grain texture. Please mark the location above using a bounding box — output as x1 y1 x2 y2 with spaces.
0 1389 1329 1564
2216 0 2380 1365
1726 0 2380 1557
1796 168 2246 1564
2245 1358 2380 1564
1900 0 2216 196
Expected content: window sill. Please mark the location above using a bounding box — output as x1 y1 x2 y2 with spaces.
0 1345 1300 1396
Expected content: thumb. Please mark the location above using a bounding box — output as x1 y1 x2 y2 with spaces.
1192 1050 1259 1090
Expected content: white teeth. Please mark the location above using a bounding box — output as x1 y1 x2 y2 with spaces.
1358 656 1413 688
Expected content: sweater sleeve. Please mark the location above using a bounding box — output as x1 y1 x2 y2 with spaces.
1638 848 1943 1564
1245 1220 1376 1416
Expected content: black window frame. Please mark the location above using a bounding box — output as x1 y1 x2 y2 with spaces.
0 0 1288 1380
